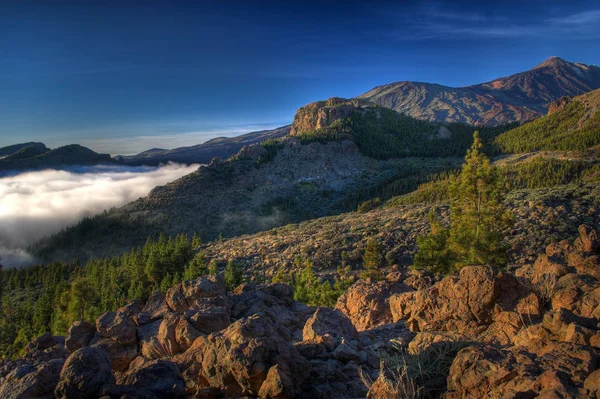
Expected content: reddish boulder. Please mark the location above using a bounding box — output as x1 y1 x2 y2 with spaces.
445 342 596 398
0 359 64 399
165 274 226 313
390 266 539 341
65 321 96 353
91 338 138 372
335 279 413 331
193 312 310 398
303 308 358 347
134 290 172 326
574 225 600 254
54 347 115 399
96 311 137 345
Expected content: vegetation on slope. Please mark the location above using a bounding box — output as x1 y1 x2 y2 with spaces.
494 89 600 153
298 107 514 159
394 157 600 206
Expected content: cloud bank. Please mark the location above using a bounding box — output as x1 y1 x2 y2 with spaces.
0 163 198 267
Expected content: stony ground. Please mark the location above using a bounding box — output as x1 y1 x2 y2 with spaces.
3 224 600 398
200 182 600 280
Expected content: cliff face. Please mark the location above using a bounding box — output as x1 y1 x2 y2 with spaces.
360 57 600 125
289 97 375 135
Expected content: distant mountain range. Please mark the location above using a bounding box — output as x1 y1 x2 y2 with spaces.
0 143 114 173
3 56 598 174
359 56 600 126
116 125 291 166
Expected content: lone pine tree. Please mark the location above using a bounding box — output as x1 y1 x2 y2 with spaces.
415 132 514 273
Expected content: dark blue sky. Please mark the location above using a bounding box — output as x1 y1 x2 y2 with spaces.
1 0 600 154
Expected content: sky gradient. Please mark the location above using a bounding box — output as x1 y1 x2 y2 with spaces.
1 0 600 154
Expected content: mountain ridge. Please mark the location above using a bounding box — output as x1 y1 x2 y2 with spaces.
0 143 116 173
359 57 600 126
117 125 291 166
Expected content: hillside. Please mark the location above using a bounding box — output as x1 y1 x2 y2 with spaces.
33 137 461 262
0 144 115 173
494 88 600 153
360 57 600 125
117 125 291 166
290 97 512 159
0 142 47 158
4 223 600 398
33 99 513 262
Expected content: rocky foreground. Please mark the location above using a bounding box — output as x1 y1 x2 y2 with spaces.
2 225 600 398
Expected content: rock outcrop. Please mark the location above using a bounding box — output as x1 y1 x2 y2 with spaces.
5 225 600 398
290 97 374 135
336 278 413 331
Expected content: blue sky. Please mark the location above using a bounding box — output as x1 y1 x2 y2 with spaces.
1 0 599 155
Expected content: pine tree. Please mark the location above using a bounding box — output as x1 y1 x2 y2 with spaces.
361 238 384 280
448 132 513 269
224 260 243 291
183 252 207 281
208 260 219 276
414 132 514 273
413 209 452 273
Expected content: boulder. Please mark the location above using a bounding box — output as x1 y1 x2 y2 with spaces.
96 311 137 345
139 314 202 359
54 347 115 399
546 239 572 258
335 279 413 331
231 283 312 334
24 333 56 354
302 308 358 348
568 252 600 280
191 312 310 398
0 359 64 399
574 224 600 254
65 321 96 353
186 298 231 335
585 369 600 398
532 254 571 282
390 266 539 341
165 274 226 313
92 338 138 372
552 273 600 318
134 290 172 326
403 268 436 290
445 343 596 398
116 299 145 318
118 359 186 398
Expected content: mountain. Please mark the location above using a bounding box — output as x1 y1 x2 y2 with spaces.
359 57 600 126
117 125 291 166
0 142 47 158
36 100 489 261
0 144 116 173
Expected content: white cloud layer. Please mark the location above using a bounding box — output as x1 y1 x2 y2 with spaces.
0 163 198 267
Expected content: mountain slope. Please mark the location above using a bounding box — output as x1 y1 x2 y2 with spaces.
36 100 491 261
359 57 600 126
0 144 115 172
118 125 291 165
0 142 47 158
494 88 600 153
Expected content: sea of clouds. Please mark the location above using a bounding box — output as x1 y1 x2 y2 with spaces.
0 163 198 267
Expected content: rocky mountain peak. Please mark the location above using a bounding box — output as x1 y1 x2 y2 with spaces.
290 97 375 135
360 57 600 125
533 56 570 69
